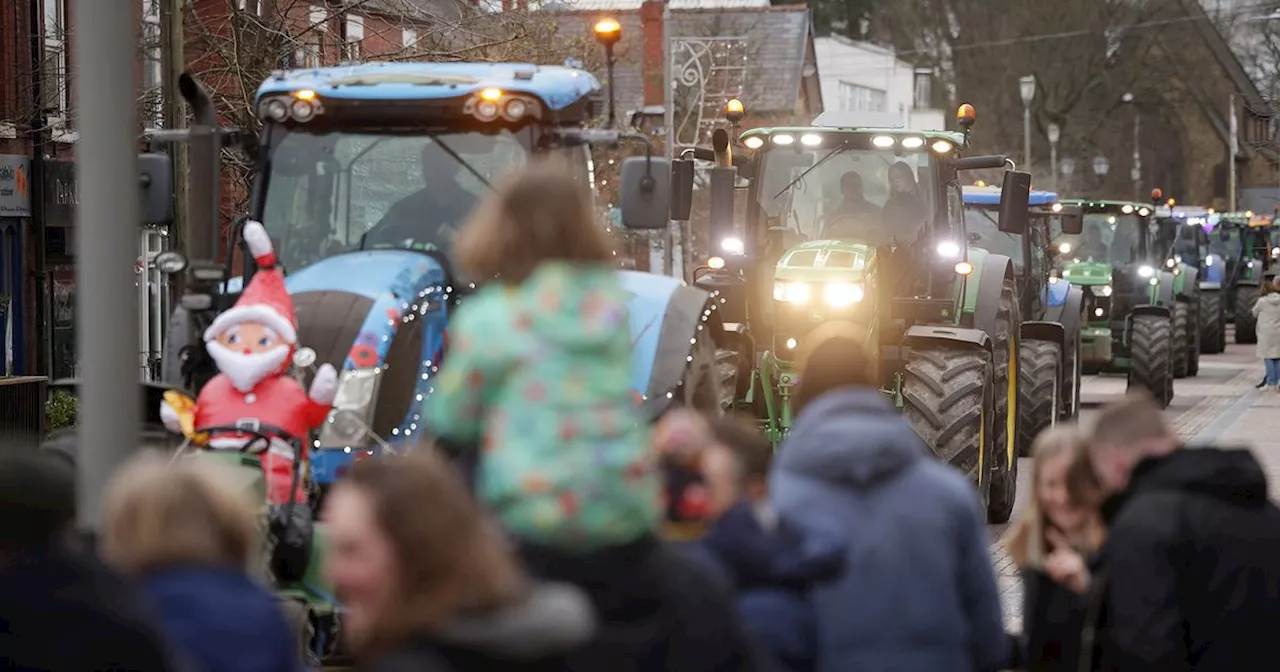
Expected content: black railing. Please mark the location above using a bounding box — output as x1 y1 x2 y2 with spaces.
0 377 49 453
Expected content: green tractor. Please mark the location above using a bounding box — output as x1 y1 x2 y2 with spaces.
1206 211 1270 344
1053 195 1200 408
1164 206 1229 354
961 185 1087 455
645 104 1032 523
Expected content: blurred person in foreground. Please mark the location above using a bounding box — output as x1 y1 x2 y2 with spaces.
424 163 761 671
0 452 183 671
1074 392 1280 671
323 450 595 671
102 452 302 672
691 414 846 672
769 322 1007 672
1002 427 1106 672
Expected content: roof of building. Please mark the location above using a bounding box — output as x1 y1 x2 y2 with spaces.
962 185 1059 207
255 62 600 109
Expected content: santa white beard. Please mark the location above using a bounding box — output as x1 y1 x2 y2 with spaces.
206 339 292 393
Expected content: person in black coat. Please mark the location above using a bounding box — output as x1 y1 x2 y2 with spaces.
1075 391 1280 671
1002 427 1106 672
0 452 185 672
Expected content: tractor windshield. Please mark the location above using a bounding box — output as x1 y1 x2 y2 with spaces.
260 127 532 274
963 206 1022 265
1209 226 1243 260
1054 213 1143 265
756 147 937 248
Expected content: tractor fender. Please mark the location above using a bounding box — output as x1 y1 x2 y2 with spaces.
1198 281 1222 291
1128 304 1171 322
1043 284 1084 335
617 271 718 415
1237 278 1261 288
903 325 992 353
1020 321 1065 348
1155 273 1176 307
1203 259 1226 285
972 252 1016 338
1178 266 1200 300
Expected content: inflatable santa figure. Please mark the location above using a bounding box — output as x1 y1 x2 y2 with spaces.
161 220 337 504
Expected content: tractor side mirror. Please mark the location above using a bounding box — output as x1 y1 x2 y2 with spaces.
138 153 174 225
670 158 694 221
619 156 672 230
998 170 1031 234
1060 212 1084 235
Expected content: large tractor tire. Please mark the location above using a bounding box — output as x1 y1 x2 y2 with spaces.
1185 296 1201 377
1017 339 1061 457
1127 314 1174 409
904 347 995 511
986 279 1020 525
1060 328 1082 420
1171 301 1189 379
1200 290 1226 354
1235 284 1260 344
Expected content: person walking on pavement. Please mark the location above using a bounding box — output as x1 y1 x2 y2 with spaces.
324 450 596 672
1251 277 1280 391
688 414 846 672
769 322 1008 672
0 452 186 672
102 452 305 672
1002 427 1106 672
1075 392 1280 671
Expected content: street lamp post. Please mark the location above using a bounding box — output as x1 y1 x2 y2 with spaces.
1122 92 1141 200
1093 155 1110 194
1060 156 1076 191
1048 123 1061 192
1020 75 1036 170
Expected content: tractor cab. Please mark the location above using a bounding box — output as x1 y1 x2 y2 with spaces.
1208 211 1267 343
652 103 1032 523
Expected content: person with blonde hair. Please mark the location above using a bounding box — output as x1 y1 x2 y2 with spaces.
1002 426 1104 672
1077 391 1280 671
102 452 302 672
323 450 594 671
424 160 658 550
1251 276 1280 390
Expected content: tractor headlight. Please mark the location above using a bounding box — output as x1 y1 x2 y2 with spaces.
1098 284 1113 297
936 240 961 258
1206 255 1215 266
1166 258 1176 268
1058 242 1072 254
721 237 745 255
823 282 864 308
1149 277 1159 286
1271 246 1280 258
773 281 811 304
1138 265 1155 278
319 368 382 448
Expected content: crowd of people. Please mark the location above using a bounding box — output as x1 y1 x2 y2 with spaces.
5 161 1280 672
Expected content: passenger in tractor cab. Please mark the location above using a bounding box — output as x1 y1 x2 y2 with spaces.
881 162 926 232
1076 224 1108 262
362 142 478 250
822 171 882 240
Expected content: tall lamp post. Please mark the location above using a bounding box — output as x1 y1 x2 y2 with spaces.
1122 92 1141 200
1060 156 1076 192
1020 75 1036 170
1048 123 1061 192
593 18 622 127
1093 155 1110 194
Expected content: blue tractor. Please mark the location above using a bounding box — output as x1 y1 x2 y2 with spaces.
144 61 726 492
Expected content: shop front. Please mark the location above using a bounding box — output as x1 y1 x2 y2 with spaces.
0 154 31 377
45 159 77 379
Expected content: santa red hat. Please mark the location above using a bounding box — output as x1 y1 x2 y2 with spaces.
203 220 298 345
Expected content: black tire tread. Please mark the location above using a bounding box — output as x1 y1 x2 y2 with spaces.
1171 301 1189 378
1128 314 1173 408
1235 285 1260 344
1018 339 1060 456
987 280 1019 525
1200 290 1225 354
903 348 991 483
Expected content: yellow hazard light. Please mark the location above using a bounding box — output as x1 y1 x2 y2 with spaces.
957 103 976 126
955 261 974 276
294 89 317 100
707 256 726 270
593 18 622 46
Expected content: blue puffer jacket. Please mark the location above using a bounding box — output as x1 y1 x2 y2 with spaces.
770 388 1007 672
140 565 303 672
692 501 846 672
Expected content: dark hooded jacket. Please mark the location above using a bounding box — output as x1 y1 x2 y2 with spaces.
363 582 597 672
770 388 1007 672
689 501 846 672
1088 447 1280 672
518 535 764 672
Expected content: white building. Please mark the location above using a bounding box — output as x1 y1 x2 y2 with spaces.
814 35 945 130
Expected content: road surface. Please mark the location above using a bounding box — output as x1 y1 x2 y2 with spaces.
991 327 1270 630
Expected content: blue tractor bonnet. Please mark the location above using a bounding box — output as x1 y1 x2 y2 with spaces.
254 62 601 110
962 185 1058 207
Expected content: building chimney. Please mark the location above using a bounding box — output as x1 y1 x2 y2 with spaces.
641 0 665 106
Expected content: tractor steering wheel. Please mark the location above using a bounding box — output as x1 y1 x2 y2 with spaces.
196 422 300 455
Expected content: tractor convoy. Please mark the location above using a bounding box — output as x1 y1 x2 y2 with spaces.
52 23 1266 663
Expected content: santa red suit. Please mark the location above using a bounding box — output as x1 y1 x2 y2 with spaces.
161 220 337 505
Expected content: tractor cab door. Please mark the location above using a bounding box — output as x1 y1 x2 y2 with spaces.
1025 215 1050 318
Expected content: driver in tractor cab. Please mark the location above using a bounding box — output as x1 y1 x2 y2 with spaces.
362 142 476 249
882 162 926 232
1076 224 1108 261
822 171 882 239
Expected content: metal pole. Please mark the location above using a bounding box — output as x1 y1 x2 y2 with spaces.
74 0 140 531
662 8 674 276
1132 114 1142 201
162 0 188 297
1024 107 1032 172
1050 142 1058 192
1229 93 1238 211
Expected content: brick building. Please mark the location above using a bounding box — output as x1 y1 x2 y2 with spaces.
0 0 470 379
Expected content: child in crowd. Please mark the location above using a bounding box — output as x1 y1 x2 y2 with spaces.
424 160 659 552
691 414 846 672
1252 277 1280 391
